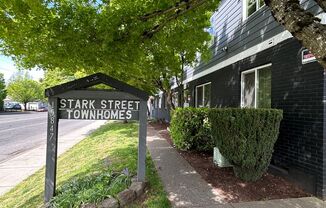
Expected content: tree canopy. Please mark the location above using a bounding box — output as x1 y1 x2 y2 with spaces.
0 0 220 95
7 72 44 109
1 0 324 101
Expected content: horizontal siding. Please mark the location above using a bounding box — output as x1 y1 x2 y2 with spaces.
184 0 325 81
301 0 324 15
185 37 325 197
211 0 242 48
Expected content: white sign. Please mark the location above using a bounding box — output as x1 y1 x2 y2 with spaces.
302 49 316 64
59 98 140 120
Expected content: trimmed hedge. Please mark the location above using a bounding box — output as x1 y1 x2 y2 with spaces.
208 108 283 181
170 107 214 151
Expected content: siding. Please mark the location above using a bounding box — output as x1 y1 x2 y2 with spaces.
184 0 324 82
271 39 324 197
187 37 325 198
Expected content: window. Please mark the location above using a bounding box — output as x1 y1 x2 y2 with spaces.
183 88 190 107
241 64 271 108
196 83 211 108
244 0 265 19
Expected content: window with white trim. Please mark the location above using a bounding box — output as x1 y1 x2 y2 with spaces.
183 88 190 107
243 0 265 19
241 64 271 108
196 82 211 108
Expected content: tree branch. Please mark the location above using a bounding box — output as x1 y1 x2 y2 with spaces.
140 0 197 21
142 0 208 38
265 0 326 68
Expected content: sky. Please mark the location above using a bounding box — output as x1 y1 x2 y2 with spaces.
0 55 44 84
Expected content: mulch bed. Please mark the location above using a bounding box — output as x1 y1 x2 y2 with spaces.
149 121 311 203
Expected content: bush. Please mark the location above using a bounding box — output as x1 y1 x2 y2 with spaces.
208 108 283 181
170 107 214 151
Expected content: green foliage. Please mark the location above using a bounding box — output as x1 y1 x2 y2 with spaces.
170 107 214 151
51 171 131 207
0 121 170 208
0 73 6 110
7 72 44 106
208 108 283 181
42 69 76 89
0 0 221 94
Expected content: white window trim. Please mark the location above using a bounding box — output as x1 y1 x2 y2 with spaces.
242 0 266 21
195 82 211 108
183 88 190 107
240 63 272 108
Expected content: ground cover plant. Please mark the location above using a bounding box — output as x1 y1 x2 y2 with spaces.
0 121 170 208
51 170 131 207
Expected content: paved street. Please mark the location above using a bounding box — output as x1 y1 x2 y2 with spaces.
0 111 106 195
0 111 97 163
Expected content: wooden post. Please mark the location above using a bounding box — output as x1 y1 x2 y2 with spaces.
137 100 147 182
44 97 59 203
43 73 149 204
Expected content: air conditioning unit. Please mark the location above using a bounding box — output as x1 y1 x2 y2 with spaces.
213 147 232 168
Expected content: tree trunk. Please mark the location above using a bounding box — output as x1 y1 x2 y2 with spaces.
165 90 175 111
265 0 326 69
315 0 326 11
24 102 27 111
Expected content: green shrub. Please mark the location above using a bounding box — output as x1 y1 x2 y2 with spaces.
170 107 214 151
208 108 283 181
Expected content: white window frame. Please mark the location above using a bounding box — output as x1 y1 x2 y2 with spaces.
242 0 265 21
195 82 211 108
183 88 190 107
240 63 272 108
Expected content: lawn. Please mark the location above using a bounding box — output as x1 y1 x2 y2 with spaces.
0 121 170 208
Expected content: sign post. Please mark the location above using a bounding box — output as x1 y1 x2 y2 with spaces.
44 98 59 202
44 73 149 204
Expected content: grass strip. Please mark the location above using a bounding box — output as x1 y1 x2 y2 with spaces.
0 121 170 208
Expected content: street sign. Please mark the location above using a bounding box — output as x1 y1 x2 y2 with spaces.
44 73 149 204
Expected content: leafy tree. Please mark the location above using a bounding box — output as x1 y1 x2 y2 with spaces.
265 0 326 68
0 73 6 111
0 0 220 106
7 72 44 110
0 1 325 104
42 69 76 89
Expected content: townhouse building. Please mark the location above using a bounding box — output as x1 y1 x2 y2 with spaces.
151 0 326 199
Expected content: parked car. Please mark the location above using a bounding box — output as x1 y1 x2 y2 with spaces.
4 103 22 111
37 106 48 112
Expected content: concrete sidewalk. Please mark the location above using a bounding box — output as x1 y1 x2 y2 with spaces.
0 120 106 196
147 125 326 208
